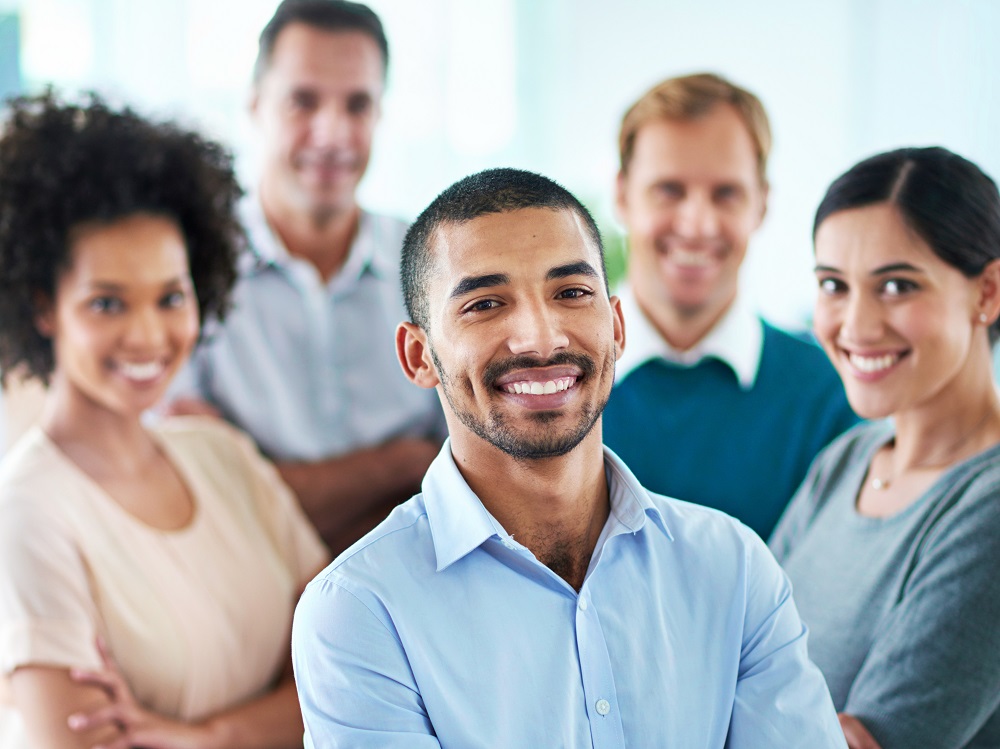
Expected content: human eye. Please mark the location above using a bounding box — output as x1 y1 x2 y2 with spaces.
557 287 594 300
816 276 846 295
653 182 684 200
160 290 188 309
88 296 123 314
463 298 502 314
713 184 743 203
881 278 919 297
289 90 318 113
346 93 373 116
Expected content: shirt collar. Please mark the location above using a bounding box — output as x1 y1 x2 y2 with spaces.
615 283 763 390
241 196 393 281
422 440 671 573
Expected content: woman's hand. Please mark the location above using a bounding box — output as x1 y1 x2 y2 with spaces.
839 713 883 749
67 639 219 749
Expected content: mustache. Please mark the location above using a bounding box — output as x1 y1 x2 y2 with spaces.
482 352 596 388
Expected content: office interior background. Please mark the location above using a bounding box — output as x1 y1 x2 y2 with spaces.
0 0 997 331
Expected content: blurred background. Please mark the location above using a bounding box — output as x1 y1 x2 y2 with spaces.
1 0 998 331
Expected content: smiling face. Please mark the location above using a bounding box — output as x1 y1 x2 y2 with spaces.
813 202 988 419
252 23 383 224
38 214 199 422
617 104 766 340
398 207 625 461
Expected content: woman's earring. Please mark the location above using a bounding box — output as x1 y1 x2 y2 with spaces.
980 313 990 324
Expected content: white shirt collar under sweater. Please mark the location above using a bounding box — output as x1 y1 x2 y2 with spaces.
614 283 763 390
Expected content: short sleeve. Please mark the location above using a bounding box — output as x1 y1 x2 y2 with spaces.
0 488 102 676
843 470 1000 747
223 421 330 587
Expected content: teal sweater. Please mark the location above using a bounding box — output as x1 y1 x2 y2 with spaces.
602 322 858 538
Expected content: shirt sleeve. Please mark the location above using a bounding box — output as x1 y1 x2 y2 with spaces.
225 420 330 587
291 574 442 748
0 488 102 676
843 471 1000 747
727 529 847 748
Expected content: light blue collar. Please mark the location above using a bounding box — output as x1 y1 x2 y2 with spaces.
422 440 671 573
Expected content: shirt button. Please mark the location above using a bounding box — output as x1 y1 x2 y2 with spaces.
501 538 516 550
578 597 588 611
595 699 611 716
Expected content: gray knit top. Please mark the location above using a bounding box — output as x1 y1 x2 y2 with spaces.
770 421 1000 748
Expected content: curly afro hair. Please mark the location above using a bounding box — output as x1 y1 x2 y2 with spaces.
0 90 245 385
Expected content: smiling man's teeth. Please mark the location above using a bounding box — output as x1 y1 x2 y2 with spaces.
119 361 164 381
504 378 575 395
672 248 711 267
849 353 899 373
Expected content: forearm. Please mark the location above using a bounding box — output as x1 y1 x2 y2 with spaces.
203 674 302 749
276 437 439 542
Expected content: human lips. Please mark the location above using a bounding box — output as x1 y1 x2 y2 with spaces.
655 239 727 270
487 355 594 404
849 352 900 373
114 359 168 384
840 347 908 379
296 150 360 179
500 375 579 396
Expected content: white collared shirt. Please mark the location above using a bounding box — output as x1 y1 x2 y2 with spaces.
615 284 763 390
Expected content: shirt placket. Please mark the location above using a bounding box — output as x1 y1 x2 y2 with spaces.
575 583 626 748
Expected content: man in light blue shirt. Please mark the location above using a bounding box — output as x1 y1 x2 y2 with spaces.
292 168 846 747
167 0 444 553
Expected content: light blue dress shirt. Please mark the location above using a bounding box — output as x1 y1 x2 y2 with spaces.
292 442 846 748
168 199 445 462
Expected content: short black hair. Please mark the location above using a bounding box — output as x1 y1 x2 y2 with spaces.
814 146 1000 345
401 167 607 330
253 0 388 84
0 90 245 384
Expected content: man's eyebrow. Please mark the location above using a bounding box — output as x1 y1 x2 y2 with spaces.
449 273 510 300
547 261 600 281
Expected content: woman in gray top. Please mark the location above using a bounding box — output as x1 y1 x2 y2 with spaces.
770 147 1000 749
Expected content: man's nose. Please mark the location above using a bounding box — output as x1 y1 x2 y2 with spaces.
309 104 352 148
506 299 570 359
673 193 720 239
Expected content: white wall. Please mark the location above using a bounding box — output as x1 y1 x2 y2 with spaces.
11 0 1000 330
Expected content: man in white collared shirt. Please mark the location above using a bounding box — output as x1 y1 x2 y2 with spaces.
604 73 857 539
167 0 444 553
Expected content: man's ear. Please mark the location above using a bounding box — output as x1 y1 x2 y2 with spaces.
396 322 441 389
248 83 261 121
614 171 629 225
609 294 626 362
757 179 770 227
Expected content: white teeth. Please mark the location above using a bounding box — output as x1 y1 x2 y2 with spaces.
672 248 711 267
118 361 164 381
849 353 899 373
504 378 575 395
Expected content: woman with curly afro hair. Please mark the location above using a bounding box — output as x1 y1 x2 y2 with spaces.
0 92 328 748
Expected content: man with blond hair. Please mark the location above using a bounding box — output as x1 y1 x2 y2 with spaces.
604 73 857 538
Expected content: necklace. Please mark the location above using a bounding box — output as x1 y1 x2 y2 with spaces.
869 411 993 491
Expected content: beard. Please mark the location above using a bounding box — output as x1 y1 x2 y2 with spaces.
430 347 614 461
